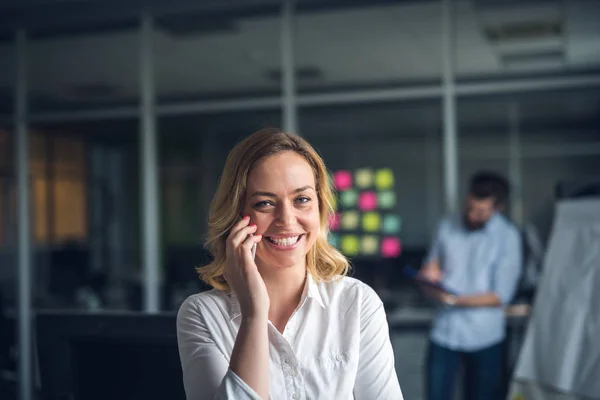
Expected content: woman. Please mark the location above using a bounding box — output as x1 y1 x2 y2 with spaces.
177 128 403 399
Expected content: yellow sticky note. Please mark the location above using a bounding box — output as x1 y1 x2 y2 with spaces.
362 212 381 232
341 211 359 230
375 168 394 190
341 235 359 256
355 168 373 188
361 235 379 255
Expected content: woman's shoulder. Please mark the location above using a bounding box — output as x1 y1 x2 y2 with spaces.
317 276 384 308
177 289 232 321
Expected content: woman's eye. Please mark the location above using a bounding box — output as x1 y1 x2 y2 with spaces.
295 196 311 204
254 200 274 208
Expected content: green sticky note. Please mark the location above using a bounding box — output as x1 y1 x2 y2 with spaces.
378 191 396 209
382 214 402 234
328 233 339 248
340 189 358 208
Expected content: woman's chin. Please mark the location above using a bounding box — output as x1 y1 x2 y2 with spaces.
258 252 307 271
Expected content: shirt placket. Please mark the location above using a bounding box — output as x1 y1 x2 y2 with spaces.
273 326 305 400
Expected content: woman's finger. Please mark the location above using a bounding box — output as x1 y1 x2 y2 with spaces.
240 234 262 264
226 216 251 240
229 224 258 248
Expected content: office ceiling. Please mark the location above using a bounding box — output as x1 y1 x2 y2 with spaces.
0 0 598 103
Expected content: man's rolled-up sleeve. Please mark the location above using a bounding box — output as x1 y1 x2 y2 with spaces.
492 228 523 304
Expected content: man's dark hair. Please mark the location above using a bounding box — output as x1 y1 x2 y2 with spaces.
469 171 510 207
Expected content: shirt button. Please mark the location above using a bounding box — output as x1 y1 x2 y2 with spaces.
336 355 343 361
292 393 300 400
284 358 290 364
290 369 297 377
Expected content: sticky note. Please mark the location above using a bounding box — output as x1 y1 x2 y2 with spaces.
340 189 358 208
328 233 339 248
341 235 359 256
378 191 396 209
334 170 352 191
375 168 394 190
331 193 337 210
341 211 359 230
361 235 379 255
381 237 402 258
362 212 381 232
328 212 340 231
382 215 402 234
358 191 377 211
355 168 373 188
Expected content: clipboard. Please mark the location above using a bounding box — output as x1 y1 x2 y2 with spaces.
402 265 458 296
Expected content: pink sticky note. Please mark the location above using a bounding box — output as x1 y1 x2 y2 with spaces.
381 237 402 258
333 170 352 190
328 212 340 231
359 191 377 211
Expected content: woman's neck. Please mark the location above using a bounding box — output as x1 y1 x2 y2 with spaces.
258 264 307 328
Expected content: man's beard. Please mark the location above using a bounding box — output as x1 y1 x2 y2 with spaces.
463 215 487 231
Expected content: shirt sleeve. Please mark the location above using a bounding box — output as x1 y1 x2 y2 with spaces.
353 288 404 400
492 227 523 304
176 296 263 400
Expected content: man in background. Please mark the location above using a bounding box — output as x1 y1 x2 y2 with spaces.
420 171 522 400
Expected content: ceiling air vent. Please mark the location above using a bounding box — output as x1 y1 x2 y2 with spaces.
476 3 566 70
475 1 565 70
484 19 562 42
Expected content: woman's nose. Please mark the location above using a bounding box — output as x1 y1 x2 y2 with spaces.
275 202 295 226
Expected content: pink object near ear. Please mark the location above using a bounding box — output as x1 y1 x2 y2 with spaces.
328 212 341 231
358 191 377 211
333 170 352 190
381 237 402 258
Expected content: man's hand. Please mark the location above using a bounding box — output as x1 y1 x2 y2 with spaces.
419 260 442 283
420 285 456 306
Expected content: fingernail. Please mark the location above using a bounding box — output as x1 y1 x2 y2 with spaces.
243 215 250 220
249 224 257 228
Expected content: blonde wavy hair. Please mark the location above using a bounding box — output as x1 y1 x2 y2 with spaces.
196 128 349 291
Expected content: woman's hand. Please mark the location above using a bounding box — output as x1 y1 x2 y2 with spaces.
224 215 269 320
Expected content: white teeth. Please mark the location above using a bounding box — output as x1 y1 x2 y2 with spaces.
270 236 300 246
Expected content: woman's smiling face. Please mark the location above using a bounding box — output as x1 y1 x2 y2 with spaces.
243 151 321 271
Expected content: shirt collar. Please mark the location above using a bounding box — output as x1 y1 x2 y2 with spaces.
484 212 501 232
228 272 325 322
304 272 326 309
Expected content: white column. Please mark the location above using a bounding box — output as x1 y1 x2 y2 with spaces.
442 0 459 214
140 12 161 313
425 127 440 234
281 0 298 133
15 28 33 400
508 101 523 225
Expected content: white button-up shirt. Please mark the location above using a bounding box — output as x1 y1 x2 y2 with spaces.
176 274 403 400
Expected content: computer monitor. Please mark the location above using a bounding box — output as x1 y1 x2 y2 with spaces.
36 311 184 400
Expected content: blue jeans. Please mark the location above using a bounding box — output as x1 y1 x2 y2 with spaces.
425 340 503 400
